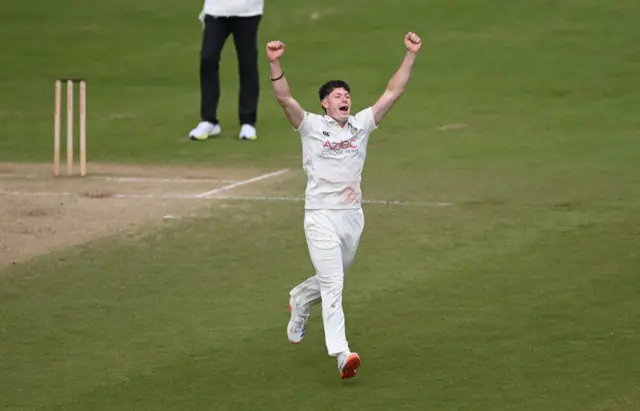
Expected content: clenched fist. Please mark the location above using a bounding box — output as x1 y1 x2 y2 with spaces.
404 32 422 54
266 41 285 62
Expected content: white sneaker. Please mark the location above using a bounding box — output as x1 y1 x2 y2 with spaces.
287 296 309 344
337 351 361 379
189 121 221 140
239 124 257 140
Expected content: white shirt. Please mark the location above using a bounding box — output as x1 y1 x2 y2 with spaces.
296 107 378 210
202 0 263 17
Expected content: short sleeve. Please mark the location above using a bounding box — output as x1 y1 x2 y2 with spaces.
354 107 378 134
294 112 320 137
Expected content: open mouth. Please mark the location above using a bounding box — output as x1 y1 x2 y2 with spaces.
339 105 349 113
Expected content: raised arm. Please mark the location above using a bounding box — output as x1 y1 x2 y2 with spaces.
266 41 305 129
372 32 422 125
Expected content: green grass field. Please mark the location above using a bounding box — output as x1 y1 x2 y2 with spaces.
2 0 640 410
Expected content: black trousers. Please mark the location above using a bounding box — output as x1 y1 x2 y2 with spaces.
200 14 261 126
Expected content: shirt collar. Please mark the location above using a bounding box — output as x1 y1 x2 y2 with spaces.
323 114 356 128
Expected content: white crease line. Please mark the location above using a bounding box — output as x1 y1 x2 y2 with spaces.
0 173 238 184
0 174 39 179
196 169 289 198
0 190 453 207
0 190 199 199
364 199 453 207
96 176 238 183
220 195 304 202
112 193 199 199
219 195 453 207
0 190 74 197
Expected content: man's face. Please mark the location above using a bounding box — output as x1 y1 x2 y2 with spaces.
322 87 351 124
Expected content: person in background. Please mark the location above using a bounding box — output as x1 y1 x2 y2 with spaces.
189 0 264 141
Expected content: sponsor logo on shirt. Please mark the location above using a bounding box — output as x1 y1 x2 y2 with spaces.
321 138 359 157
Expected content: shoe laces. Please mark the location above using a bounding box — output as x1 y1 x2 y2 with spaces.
290 305 309 332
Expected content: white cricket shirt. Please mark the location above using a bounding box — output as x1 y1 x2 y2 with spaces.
296 107 378 210
202 0 264 17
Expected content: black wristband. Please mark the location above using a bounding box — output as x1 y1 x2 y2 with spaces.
271 72 284 81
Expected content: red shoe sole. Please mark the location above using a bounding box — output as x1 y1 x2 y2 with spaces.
340 354 361 379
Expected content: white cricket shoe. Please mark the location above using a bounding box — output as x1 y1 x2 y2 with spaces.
337 351 361 379
287 296 309 344
239 124 257 140
189 121 221 140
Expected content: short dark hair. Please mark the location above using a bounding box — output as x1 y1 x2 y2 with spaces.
318 80 350 112
319 80 350 101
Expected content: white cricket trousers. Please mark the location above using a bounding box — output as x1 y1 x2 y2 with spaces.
290 208 365 356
